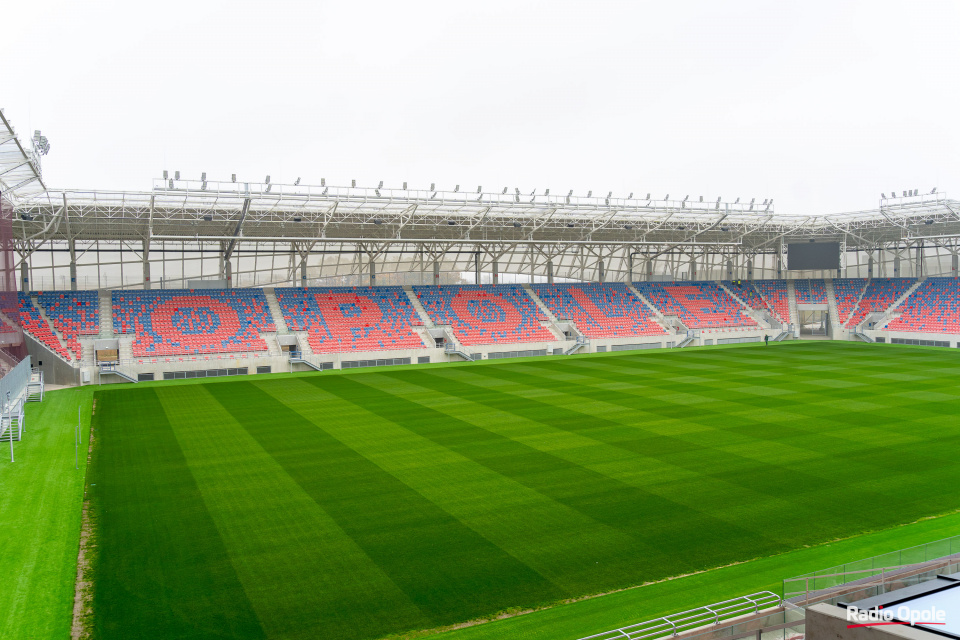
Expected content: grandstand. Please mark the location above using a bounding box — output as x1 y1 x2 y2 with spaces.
531 283 666 338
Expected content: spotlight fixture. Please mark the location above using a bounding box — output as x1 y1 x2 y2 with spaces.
294 177 301 186
587 191 592 198
455 185 460 192
265 175 271 184
203 214 213 222
175 170 180 180
163 170 168 179
351 179 356 188
378 180 384 189
321 178 326 186
430 183 435 191
628 192 633 199
231 174 236 183
403 182 407 189
503 187 509 194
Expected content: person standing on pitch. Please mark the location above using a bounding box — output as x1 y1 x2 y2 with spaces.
764 334 770 346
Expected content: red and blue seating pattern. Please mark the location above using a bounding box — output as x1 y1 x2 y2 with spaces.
531 283 666 338
37 291 99 361
884 278 960 333
633 282 757 329
794 279 827 304
832 278 867 324
413 285 554 345
722 281 769 311
113 289 275 356
845 278 915 328
275 287 425 353
753 280 790 324
19 292 71 360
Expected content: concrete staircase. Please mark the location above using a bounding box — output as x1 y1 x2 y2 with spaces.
872 277 926 329
118 336 134 361
717 281 769 328
522 283 560 322
98 290 115 338
293 332 314 355
31 294 74 361
262 287 290 334
786 280 799 327
403 286 435 327
824 279 841 331
626 283 677 334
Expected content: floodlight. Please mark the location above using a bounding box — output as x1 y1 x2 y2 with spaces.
168 179 174 189
403 182 407 189
378 180 384 189
295 177 301 186
881 193 886 199
903 190 907 197
477 185 482 193
266 184 272 193
321 178 326 186
913 188 918 196
568 189 573 196
624 224 633 230
734 197 739 204
430 183 435 191
587 191 592 197
699 196 703 202
352 179 356 187
503 187 509 194
175 170 180 180
750 198 755 204
203 215 213 222
163 170 168 179
515 187 520 195
373 219 383 225
231 174 236 183
682 195 688 202
322 187 328 195
375 189 381 197
646 193 651 200
628 192 633 199
664 194 669 200
513 222 521 228
447 220 456 225
545 189 550 196
266 175 271 184
201 172 207 181
455 185 460 192
716 197 721 203
607 191 613 198
932 187 938 194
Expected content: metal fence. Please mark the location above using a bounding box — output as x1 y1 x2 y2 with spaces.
0 356 32 407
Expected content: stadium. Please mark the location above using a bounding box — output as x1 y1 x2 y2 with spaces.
5 4 960 640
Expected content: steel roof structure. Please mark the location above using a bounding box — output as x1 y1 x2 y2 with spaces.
2 109 957 290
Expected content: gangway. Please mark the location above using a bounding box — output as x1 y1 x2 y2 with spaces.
444 341 474 361
565 335 589 355
99 362 138 383
289 352 330 372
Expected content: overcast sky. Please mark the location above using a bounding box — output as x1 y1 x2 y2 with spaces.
4 0 958 215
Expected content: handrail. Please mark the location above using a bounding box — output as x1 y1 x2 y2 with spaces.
576 591 781 640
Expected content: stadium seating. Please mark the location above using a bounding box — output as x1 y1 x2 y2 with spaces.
722 281 769 311
633 282 757 329
19 292 71 360
113 289 275 356
794 279 827 304
753 280 790 324
845 278 915 328
883 278 960 334
832 278 868 324
531 283 666 338
37 291 99 361
275 287 425 353
413 285 554 345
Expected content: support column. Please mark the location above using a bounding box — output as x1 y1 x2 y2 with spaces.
225 259 232 288
893 256 901 278
916 245 923 277
69 238 78 291
952 254 958 277
547 259 554 284
20 259 28 292
300 256 307 287
725 259 734 281
433 261 440 286
868 254 874 278
492 260 499 285
747 259 754 280
369 258 376 286
627 253 634 283
598 260 605 283
689 256 697 281
646 258 653 281
474 253 480 285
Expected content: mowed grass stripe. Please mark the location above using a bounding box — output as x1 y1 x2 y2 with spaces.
258 377 651 596
354 369 813 549
204 381 564 628
312 374 780 579
91 388 265 640
154 385 426 640
451 355 960 538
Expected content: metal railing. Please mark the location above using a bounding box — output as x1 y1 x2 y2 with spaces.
577 592 782 640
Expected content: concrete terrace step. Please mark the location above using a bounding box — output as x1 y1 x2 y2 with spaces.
402 286 435 328
262 287 290 334
98 289 115 338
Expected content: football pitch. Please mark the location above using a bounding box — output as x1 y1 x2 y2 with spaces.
86 342 960 640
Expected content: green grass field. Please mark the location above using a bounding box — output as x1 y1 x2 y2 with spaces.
78 341 960 640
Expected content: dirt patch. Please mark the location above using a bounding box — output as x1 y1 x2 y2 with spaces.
71 399 97 640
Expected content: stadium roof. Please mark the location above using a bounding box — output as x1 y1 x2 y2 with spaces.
10 179 960 253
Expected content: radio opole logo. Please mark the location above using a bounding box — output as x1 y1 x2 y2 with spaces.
847 605 946 628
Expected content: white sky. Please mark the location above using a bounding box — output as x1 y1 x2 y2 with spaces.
3 0 958 215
